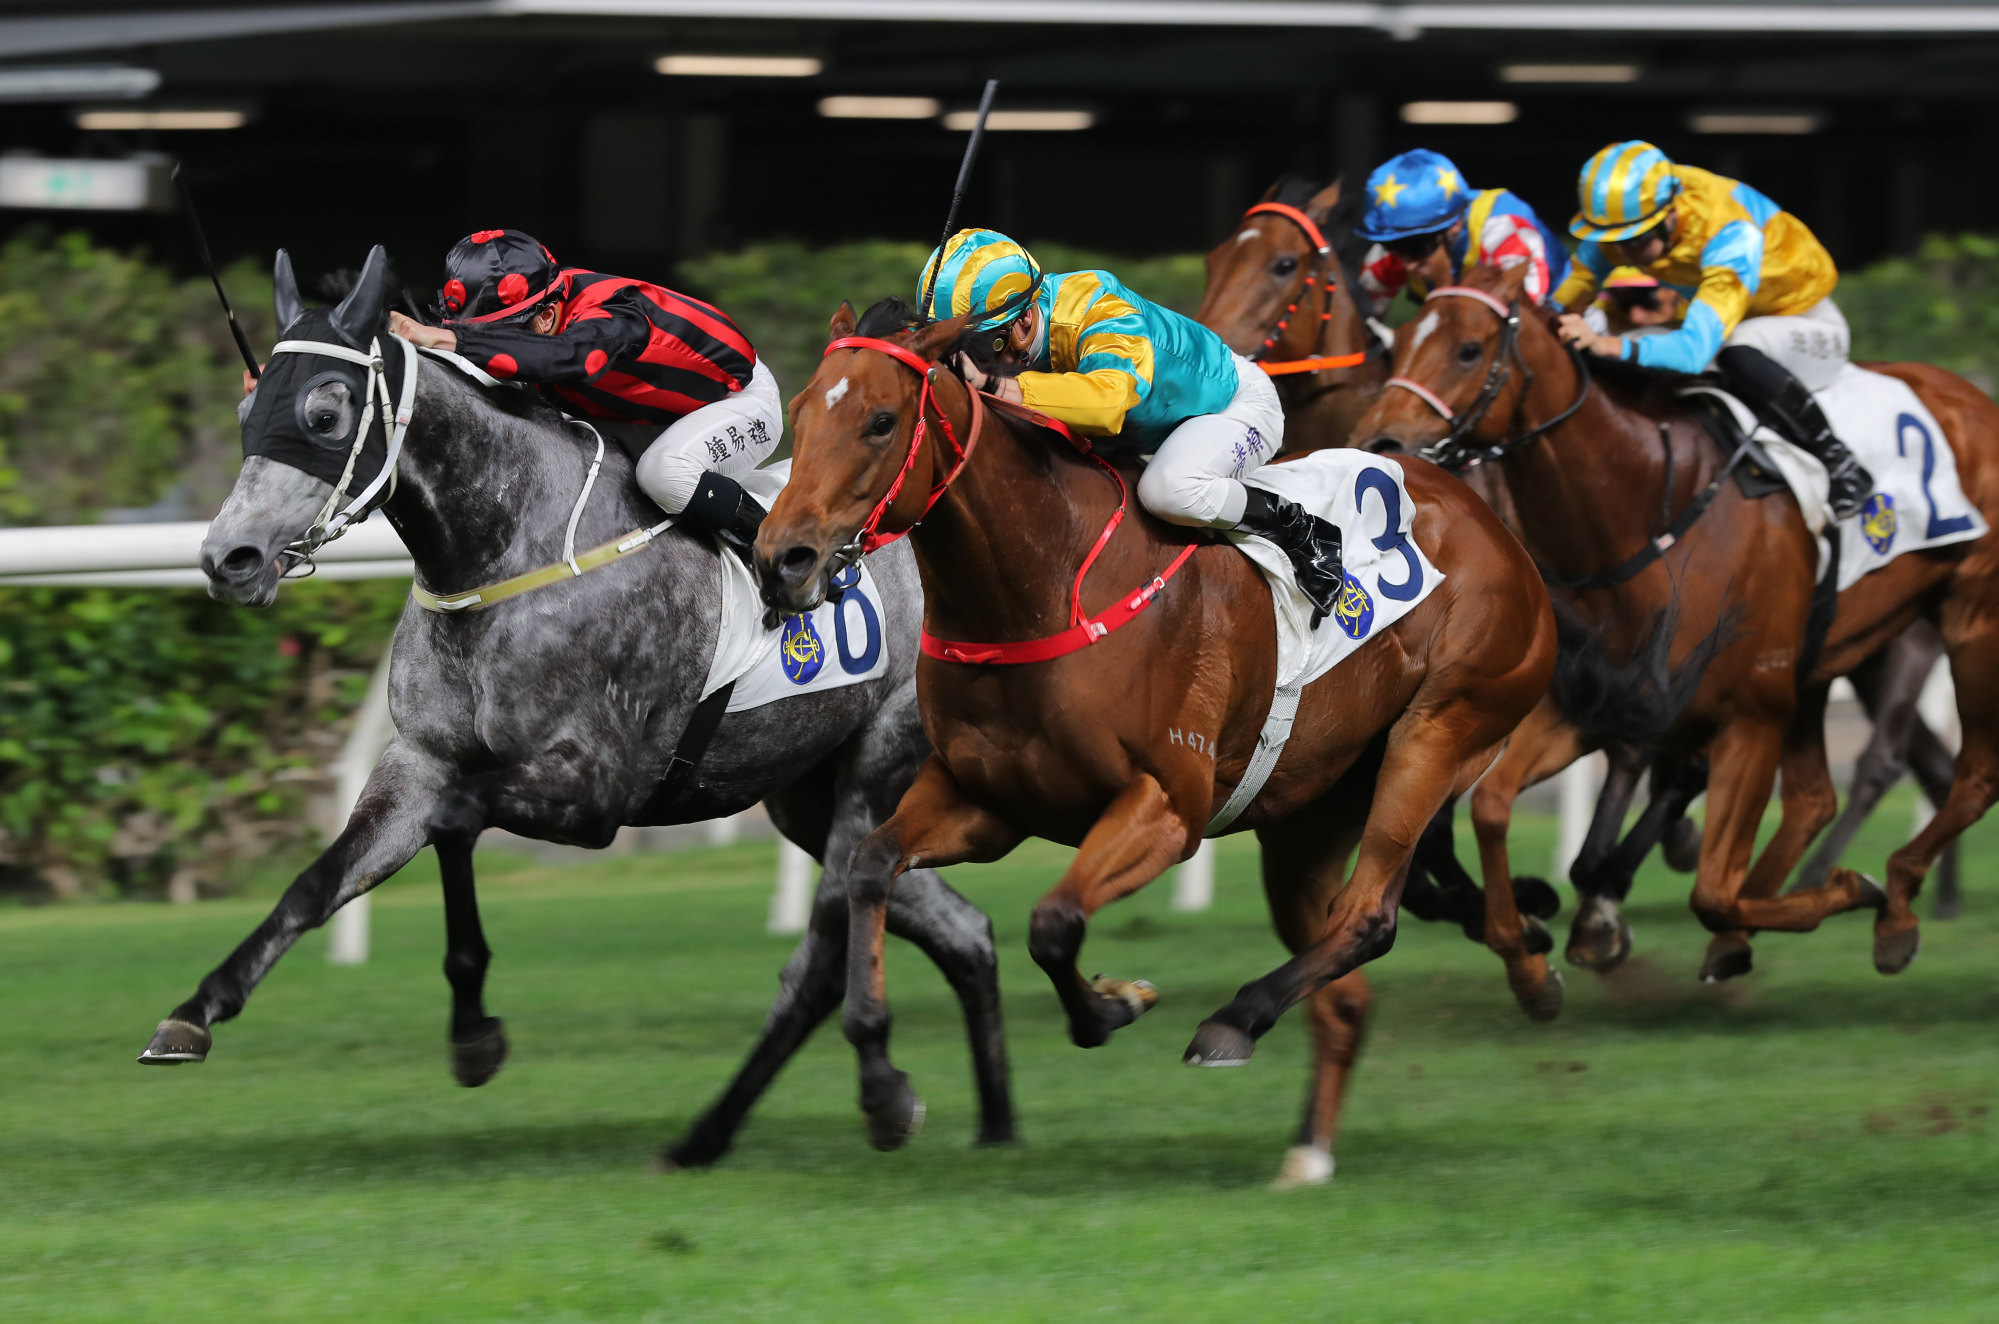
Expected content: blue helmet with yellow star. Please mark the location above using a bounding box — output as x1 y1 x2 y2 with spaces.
1356 149 1472 242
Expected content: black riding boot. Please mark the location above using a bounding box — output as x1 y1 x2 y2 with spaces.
681 472 768 556
1236 486 1344 627
1715 345 1872 520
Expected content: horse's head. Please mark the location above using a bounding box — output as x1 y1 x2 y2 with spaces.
755 298 977 615
203 245 401 606
1197 178 1353 362
1354 261 1536 465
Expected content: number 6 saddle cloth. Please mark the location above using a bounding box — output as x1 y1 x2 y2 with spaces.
1686 363 1988 591
1234 451 1447 693
704 459 893 713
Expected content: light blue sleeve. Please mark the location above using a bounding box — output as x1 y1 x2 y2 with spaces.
1631 300 1728 373
1729 182 1780 228
1699 219 1765 296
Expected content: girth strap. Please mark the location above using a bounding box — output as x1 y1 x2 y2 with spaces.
1206 679 1303 836
636 680 737 820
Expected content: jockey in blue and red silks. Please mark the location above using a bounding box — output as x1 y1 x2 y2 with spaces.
389 228 782 547
1352 148 1571 314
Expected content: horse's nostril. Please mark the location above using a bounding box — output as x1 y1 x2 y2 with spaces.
776 545 819 584
1366 437 1406 456
219 546 266 579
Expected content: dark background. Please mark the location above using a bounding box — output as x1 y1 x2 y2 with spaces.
4 1 1998 294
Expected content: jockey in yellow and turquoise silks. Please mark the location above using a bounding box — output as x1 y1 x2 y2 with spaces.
920 228 1345 619
1355 148 1570 312
1554 140 1872 517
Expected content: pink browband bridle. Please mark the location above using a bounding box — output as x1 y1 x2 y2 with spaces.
1383 285 1514 422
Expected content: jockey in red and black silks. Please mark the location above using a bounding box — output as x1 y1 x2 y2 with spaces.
394 228 783 546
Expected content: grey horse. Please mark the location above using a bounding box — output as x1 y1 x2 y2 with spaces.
137 247 1012 1165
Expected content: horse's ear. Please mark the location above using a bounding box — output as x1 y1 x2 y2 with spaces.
828 300 858 341
908 310 974 362
1258 178 1284 202
1306 178 1343 224
1495 259 1533 304
331 245 390 347
273 249 304 333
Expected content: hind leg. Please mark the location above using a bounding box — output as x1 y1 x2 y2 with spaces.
1562 744 1645 972
1026 775 1192 1049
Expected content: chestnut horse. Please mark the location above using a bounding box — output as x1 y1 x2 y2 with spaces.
1356 262 1999 978
753 296 1555 1183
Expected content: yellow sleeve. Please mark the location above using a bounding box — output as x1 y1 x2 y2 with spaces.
1553 263 1598 314
1017 366 1145 435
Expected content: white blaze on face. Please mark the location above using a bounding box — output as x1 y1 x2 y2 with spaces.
1410 309 1441 355
1236 228 1263 242
823 376 850 410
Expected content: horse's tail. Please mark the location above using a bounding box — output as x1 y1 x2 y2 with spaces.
1547 590 1742 748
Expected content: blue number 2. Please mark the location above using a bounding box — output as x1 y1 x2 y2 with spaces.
1897 412 1975 540
1355 468 1423 602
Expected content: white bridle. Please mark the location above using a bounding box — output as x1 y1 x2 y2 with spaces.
267 332 420 571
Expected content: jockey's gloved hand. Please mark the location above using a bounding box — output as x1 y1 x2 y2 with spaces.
952 352 993 392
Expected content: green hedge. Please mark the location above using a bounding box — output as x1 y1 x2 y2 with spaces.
5 227 1999 899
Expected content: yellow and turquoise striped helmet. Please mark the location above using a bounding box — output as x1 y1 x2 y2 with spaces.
1571 141 1683 242
918 228 1042 330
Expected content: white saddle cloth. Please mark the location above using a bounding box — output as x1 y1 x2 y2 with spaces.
1687 363 1987 589
1234 450 1448 689
702 460 893 712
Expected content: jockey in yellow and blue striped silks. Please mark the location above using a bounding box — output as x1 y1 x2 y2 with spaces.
1553 141 1871 517
919 228 1347 620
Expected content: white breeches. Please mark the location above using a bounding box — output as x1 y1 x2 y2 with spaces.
1724 297 1849 393
634 359 785 513
1135 353 1287 528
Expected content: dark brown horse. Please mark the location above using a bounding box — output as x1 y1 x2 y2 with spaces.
1355 262 1999 978
751 296 1556 1183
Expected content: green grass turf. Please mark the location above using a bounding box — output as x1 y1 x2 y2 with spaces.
2 797 1996 1322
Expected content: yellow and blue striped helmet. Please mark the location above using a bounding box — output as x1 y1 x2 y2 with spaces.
918 229 1042 330
1571 141 1683 242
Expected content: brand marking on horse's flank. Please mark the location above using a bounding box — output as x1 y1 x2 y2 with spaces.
824 377 850 409
1168 728 1216 760
1410 310 1441 353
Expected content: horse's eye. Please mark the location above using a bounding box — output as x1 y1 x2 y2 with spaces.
864 409 897 439
310 409 338 431
1457 341 1483 366
1271 256 1298 278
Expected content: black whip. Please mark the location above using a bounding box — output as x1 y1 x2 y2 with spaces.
919 78 1000 322
171 162 260 379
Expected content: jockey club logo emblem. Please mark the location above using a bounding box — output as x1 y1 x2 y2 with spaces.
1333 570 1375 640
1860 492 1897 555
780 614 826 684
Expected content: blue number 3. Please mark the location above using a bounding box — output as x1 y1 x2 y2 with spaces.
1355 468 1423 602
1898 412 1975 540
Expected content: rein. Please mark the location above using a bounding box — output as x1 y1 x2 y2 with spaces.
269 333 418 575
825 334 1196 666
1239 202 1369 379
1384 285 1591 470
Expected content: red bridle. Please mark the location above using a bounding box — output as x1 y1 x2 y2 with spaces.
1239 201 1368 377
821 333 1195 666
824 335 982 556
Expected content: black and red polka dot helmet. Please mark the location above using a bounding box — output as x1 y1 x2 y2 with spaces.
437 228 569 325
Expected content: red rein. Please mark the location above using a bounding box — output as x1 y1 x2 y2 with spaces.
1240 201 1368 377
822 334 1195 666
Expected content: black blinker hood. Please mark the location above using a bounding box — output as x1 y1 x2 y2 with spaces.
240 305 406 496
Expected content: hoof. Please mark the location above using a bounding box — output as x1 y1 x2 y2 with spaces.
1183 1018 1256 1067
1070 975 1158 1048
1874 917 1921 976
137 1018 211 1065
450 1018 509 1088
1511 874 1561 920
1517 966 1564 1023
1565 897 1633 972
863 1074 926 1153
658 1134 727 1173
1271 1144 1334 1190
1662 816 1703 873
1699 932 1755 983
1523 915 1554 958
1091 974 1158 1021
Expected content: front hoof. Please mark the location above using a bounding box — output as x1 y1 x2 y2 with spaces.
1517 965 1564 1023
1565 898 1633 972
1874 916 1921 976
1662 816 1703 873
863 1074 926 1152
1511 874 1561 920
137 1018 211 1065
1699 932 1755 983
1183 1018 1256 1067
1271 1144 1335 1190
450 1018 509 1088
659 1132 728 1173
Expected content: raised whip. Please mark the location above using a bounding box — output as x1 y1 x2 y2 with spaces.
171 161 261 380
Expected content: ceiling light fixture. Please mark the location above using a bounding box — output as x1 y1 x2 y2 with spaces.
942 109 1093 131
656 55 823 77
0 66 161 103
1499 63 1640 83
1400 100 1518 125
74 109 247 131
817 96 941 119
1689 112 1824 134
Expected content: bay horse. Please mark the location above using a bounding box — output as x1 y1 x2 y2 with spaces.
137 247 1014 1169
753 295 1556 1183
1355 261 1999 978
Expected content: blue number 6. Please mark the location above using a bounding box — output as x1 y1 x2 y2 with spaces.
1355 468 1423 601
